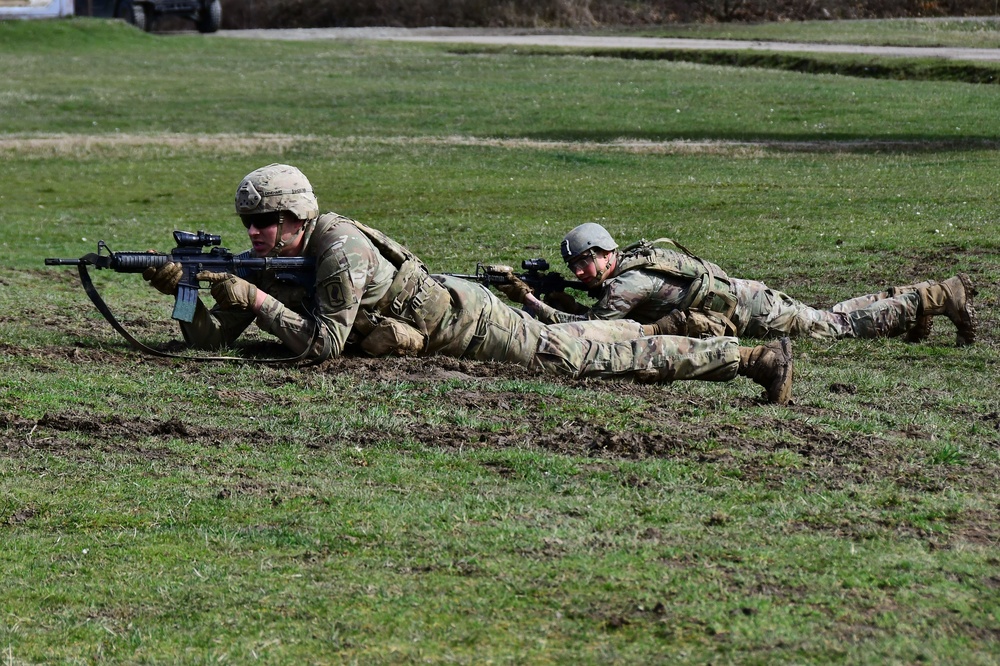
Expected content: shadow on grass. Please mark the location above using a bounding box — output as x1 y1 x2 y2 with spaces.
449 46 1000 85
505 129 1000 153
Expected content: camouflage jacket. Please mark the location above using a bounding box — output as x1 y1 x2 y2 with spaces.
534 242 731 325
180 213 397 359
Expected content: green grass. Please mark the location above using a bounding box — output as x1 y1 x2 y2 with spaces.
1 18 999 664
634 16 1000 48
3 19 1000 138
472 45 1000 85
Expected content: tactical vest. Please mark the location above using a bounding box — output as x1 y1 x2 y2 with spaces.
613 239 737 321
335 215 452 354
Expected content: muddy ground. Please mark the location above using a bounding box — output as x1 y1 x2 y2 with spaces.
3 337 998 533
3 275 998 545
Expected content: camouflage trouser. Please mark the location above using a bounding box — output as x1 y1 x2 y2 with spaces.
428 276 739 382
729 278 921 340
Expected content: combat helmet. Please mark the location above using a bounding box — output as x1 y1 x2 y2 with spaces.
235 163 319 221
560 223 618 263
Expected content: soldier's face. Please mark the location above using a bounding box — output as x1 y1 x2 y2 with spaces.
570 250 614 286
245 217 280 256
245 217 304 257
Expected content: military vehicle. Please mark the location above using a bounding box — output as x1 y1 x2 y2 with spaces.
75 0 222 33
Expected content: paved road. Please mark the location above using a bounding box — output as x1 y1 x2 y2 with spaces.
214 27 1000 62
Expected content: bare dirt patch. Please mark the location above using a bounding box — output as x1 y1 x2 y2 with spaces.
215 28 1000 64
0 133 311 158
3 349 993 494
4 345 996 551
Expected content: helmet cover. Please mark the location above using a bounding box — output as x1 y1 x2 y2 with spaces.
235 163 319 221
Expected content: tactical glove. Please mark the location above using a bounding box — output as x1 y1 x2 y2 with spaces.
496 272 533 304
644 310 689 336
644 310 734 338
143 262 183 296
197 271 258 311
685 311 734 337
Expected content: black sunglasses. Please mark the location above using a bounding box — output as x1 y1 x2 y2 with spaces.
240 212 281 230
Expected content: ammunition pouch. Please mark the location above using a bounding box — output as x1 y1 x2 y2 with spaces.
353 259 452 355
360 318 426 357
679 267 737 336
685 310 737 337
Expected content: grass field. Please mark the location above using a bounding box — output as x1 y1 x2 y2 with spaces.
1 18 998 664
638 16 1000 48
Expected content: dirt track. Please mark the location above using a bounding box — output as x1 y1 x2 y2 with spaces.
212 27 1000 62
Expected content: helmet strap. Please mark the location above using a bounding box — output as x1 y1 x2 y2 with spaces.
299 217 318 251
268 212 307 257
593 250 617 283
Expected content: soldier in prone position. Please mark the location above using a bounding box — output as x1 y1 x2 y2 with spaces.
502 222 975 346
142 164 794 404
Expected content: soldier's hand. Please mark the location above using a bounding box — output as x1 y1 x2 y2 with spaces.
646 310 732 338
685 311 733 337
647 310 689 336
143 262 183 296
197 271 258 311
496 272 533 304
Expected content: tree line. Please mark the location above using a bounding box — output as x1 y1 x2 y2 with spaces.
220 0 998 29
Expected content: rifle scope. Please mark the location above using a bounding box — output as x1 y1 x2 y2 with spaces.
521 258 550 271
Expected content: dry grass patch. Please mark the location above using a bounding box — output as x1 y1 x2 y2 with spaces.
6 132 998 159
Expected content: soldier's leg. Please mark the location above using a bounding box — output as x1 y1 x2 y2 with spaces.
830 281 934 342
736 280 926 341
459 294 790 403
837 293 922 339
736 281 852 340
549 319 647 343
462 294 738 381
768 293 931 340
534 329 740 382
536 330 792 404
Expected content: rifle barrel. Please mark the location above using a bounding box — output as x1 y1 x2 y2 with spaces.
44 258 82 266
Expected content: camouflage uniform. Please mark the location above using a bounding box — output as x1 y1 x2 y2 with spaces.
534 241 924 341
182 215 740 383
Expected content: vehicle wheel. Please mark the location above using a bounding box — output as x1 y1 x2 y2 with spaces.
196 0 222 33
117 0 148 32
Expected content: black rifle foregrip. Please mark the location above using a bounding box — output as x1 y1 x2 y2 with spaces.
106 252 172 272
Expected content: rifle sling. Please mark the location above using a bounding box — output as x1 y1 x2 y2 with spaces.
78 263 318 364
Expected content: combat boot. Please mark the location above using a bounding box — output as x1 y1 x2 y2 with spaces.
738 337 793 405
916 274 977 346
886 280 935 342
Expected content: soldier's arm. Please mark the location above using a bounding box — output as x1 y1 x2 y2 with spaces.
255 233 380 361
528 272 659 323
543 290 591 315
596 274 659 319
527 296 587 324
